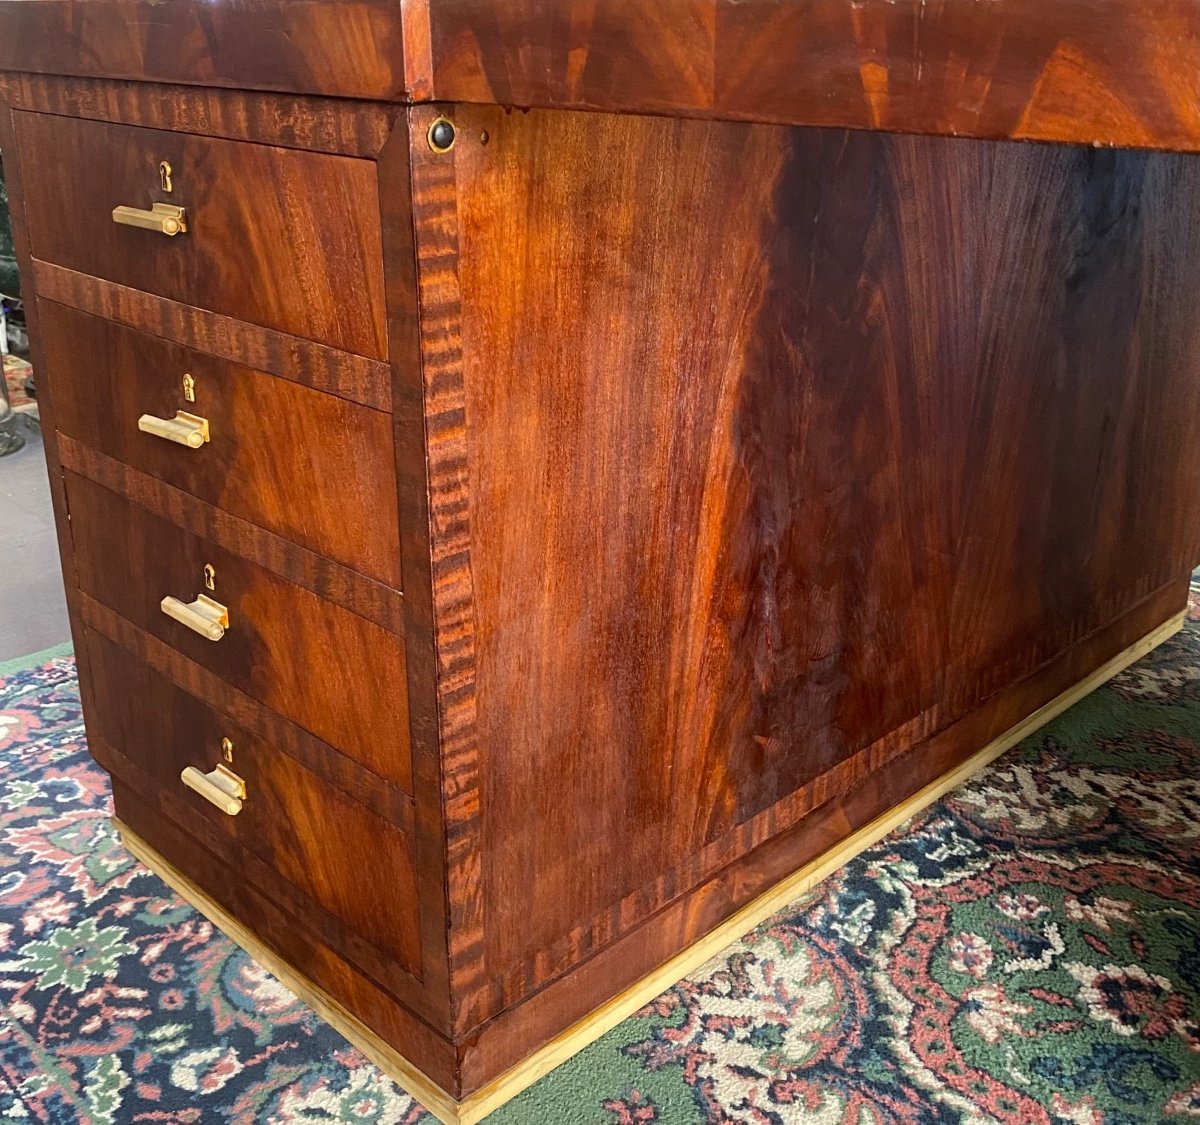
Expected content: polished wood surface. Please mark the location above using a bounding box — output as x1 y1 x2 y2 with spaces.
420 0 1200 151
0 72 398 156
0 0 410 100
3 7 1200 1109
66 472 415 793
1 0 1198 150
112 786 461 1087
87 631 424 981
430 105 1200 1035
457 580 1191 1091
16 112 389 357
43 301 403 587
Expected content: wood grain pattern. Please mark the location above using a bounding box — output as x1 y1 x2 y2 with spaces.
428 106 1200 1035
58 438 404 634
458 580 1191 1090
33 264 392 412
0 73 397 156
16 112 389 358
87 630 425 982
79 595 413 832
67 472 415 793
7 29 1200 1107
2 0 1198 150
45 301 403 588
111 789 461 1089
0 100 103 769
458 603 1188 1108
376 110 457 1019
0 0 408 100
403 105 487 1033
421 0 1200 151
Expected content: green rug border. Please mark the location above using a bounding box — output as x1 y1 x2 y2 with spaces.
0 640 73 678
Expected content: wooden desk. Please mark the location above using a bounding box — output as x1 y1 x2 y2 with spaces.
2 3 1198 1120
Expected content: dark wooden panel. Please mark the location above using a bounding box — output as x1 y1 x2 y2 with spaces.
1 73 397 155
0 105 101 758
457 580 1190 1091
45 302 403 589
59 439 404 634
377 110 457 1013
0 0 409 101
418 106 1200 1033
34 264 392 411
16 112 388 358
86 630 424 980
66 471 415 793
80 594 411 829
422 0 1200 151
111 782 460 1080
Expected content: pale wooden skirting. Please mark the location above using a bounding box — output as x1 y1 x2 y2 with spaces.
114 608 1184 1125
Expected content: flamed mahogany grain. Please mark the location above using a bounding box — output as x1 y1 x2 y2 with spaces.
43 301 403 589
66 472 415 794
15 112 389 358
4 15 1200 1105
437 107 1200 1031
420 0 1200 152
86 630 424 981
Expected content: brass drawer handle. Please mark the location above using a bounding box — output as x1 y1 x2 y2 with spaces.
138 410 210 449
160 593 228 641
181 763 246 815
112 202 187 236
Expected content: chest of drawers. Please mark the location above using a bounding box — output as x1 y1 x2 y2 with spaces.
2 2 1200 1121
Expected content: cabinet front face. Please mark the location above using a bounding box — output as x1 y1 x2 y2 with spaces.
15 111 390 357
0 76 456 1061
42 301 403 587
85 630 425 985
66 471 415 794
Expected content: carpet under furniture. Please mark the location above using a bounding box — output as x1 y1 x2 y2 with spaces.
0 581 1198 1123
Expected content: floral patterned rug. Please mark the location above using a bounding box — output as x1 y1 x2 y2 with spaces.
1 581 1198 1124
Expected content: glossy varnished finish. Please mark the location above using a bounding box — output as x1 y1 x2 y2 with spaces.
420 0 1200 151
85 630 425 984
426 107 1200 1040
110 781 462 1091
43 302 403 587
34 264 393 412
66 472 415 794
1 0 1198 152
3 11 1200 1110
0 0 410 100
0 73 397 156
16 112 389 358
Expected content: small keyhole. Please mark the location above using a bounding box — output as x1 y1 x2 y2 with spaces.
221 737 234 763
182 373 195 403
203 563 216 591
159 160 173 193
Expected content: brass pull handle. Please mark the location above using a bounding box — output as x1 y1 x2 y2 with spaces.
181 763 246 815
138 410 209 449
112 202 187 236
160 593 228 641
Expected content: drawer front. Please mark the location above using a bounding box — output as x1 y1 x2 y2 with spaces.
86 630 422 979
67 471 414 792
43 301 401 588
15 111 388 358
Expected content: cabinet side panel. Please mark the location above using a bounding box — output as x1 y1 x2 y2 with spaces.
429 106 1200 1040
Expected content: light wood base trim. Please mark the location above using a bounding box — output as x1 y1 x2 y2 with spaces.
114 820 467 1125
115 608 1184 1125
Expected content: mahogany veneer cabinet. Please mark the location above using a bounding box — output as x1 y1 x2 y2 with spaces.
4 1 1200 1119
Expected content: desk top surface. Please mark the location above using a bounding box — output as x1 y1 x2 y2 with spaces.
0 0 1196 151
